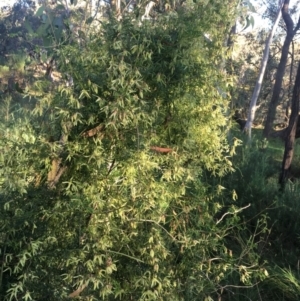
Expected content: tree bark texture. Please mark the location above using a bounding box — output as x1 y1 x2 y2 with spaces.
279 61 300 187
263 0 300 137
285 40 295 121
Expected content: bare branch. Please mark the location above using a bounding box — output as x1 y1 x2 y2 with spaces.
216 204 251 225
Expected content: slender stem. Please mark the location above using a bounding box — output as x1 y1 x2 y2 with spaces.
216 204 251 225
0 244 7 294
106 250 145 263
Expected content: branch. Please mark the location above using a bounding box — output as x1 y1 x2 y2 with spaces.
64 0 70 17
47 158 67 189
49 166 67 189
68 283 87 298
81 124 105 138
218 282 260 290
216 204 251 225
47 127 70 189
150 146 173 154
141 1 156 21
130 218 181 242
121 0 135 14
293 16 300 35
106 159 116 177
282 0 294 35
106 250 145 263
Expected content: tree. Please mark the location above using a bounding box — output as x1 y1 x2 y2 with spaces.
263 0 300 138
0 1 269 300
243 1 283 140
279 61 300 187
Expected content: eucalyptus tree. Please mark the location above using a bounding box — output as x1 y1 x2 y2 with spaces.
243 0 283 140
279 61 300 186
263 0 300 137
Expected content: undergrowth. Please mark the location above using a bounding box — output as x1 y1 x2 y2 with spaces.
216 128 300 300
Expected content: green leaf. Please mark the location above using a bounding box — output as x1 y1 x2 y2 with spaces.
37 24 48 36
42 36 52 47
242 15 255 31
55 4 66 10
54 27 63 41
41 52 47 63
85 17 94 24
24 20 34 35
41 14 48 24
35 5 45 17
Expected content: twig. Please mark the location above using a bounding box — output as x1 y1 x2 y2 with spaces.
137 125 140 150
121 0 134 15
218 281 260 290
130 218 181 242
106 250 145 263
64 0 70 17
106 158 116 177
216 204 251 225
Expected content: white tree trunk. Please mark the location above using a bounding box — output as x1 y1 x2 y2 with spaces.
244 1 284 140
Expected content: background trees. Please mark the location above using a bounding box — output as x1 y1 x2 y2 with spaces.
263 0 300 137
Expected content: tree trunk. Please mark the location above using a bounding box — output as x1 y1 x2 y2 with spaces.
243 2 283 140
279 61 300 187
285 40 295 122
263 0 300 137
270 117 300 139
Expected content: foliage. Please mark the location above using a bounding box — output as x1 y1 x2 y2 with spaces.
4 0 300 300
0 1 272 301
216 130 300 300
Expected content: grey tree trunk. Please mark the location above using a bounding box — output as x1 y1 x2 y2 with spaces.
263 0 300 137
243 1 283 140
